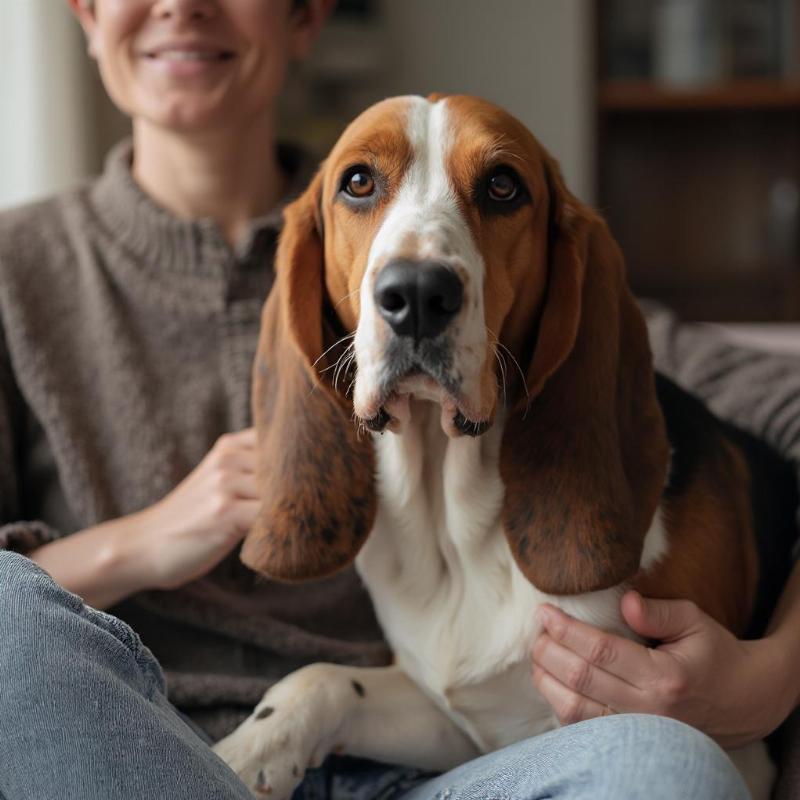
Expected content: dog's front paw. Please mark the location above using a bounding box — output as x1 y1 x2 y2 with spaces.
213 705 319 799
214 666 350 799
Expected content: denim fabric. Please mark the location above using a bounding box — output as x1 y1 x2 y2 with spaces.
0 551 250 800
402 715 751 800
0 551 749 800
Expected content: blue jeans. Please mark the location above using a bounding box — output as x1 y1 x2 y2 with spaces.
0 551 750 800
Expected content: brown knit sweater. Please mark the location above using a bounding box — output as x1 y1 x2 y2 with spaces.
0 141 390 741
1 142 798 745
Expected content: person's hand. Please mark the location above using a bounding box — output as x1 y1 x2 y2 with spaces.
531 590 795 749
135 428 261 590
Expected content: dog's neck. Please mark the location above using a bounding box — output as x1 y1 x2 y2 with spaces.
362 399 506 568
356 398 537 689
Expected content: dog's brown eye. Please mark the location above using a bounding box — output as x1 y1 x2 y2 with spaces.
345 170 375 198
488 171 518 202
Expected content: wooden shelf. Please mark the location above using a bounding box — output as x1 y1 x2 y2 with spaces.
599 79 800 112
630 272 800 322
595 0 800 320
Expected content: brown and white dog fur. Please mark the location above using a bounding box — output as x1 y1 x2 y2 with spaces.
213 95 797 800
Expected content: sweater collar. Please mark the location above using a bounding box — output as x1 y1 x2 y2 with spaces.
90 138 318 279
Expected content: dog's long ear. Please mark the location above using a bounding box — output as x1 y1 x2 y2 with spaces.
240 171 376 581
500 156 669 595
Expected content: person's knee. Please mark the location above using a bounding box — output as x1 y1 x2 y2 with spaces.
592 714 750 800
0 549 166 702
0 550 83 636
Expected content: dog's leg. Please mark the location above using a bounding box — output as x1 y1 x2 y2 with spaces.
213 663 478 799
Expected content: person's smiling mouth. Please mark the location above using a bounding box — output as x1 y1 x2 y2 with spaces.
140 41 236 63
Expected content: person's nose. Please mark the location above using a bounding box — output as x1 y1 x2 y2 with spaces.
151 0 217 22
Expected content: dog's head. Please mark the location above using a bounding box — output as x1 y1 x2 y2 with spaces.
241 95 668 594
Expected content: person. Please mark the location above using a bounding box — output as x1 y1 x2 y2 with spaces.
0 1 797 798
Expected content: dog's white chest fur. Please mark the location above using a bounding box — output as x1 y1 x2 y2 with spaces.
217 401 772 800
356 401 635 753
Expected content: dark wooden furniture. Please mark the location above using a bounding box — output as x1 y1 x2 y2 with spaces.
595 1 800 321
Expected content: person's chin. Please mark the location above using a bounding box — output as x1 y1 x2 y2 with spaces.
139 98 235 134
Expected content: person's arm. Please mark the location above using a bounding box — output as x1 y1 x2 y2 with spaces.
27 512 160 610
531 311 800 746
1 318 261 609
26 428 262 610
1 265 262 611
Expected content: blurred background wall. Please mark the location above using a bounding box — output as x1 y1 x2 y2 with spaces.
0 0 593 208
0 1 127 209
1 1 93 208
379 0 593 201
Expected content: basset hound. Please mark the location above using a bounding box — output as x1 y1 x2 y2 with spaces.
214 95 799 799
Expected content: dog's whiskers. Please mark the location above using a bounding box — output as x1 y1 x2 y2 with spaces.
307 334 356 400
332 345 356 394
492 344 509 409
334 287 361 311
313 332 356 372
486 326 529 413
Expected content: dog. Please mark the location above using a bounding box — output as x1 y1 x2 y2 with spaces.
213 95 798 799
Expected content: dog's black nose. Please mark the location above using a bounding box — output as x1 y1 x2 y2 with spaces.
374 260 463 341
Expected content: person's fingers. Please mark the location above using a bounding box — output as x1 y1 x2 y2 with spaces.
210 472 259 500
208 447 258 475
234 427 258 447
532 664 615 725
231 499 261 536
215 428 258 452
537 605 658 686
532 633 642 710
621 591 703 643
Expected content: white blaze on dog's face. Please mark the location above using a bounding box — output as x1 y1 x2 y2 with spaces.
318 95 553 438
